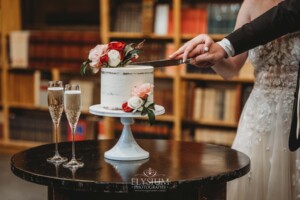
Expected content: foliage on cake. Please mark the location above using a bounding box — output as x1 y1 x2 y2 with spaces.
80 41 144 75
122 83 156 125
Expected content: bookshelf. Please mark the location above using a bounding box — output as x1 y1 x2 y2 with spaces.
0 0 251 152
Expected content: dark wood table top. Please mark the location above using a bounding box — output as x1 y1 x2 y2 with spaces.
11 139 250 193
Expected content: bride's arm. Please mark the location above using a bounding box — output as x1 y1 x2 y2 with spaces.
209 0 252 80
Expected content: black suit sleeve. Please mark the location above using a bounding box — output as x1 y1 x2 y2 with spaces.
226 0 300 55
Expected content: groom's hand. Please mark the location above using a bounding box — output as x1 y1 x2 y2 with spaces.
190 43 228 67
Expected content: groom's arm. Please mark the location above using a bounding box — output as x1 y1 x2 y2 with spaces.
226 0 300 56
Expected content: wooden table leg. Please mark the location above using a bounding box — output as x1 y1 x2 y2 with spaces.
48 183 226 200
198 183 226 200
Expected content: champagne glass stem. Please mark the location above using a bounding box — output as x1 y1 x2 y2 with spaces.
54 123 59 157
71 126 76 160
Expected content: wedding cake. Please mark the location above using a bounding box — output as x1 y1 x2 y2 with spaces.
100 65 154 110
82 41 157 123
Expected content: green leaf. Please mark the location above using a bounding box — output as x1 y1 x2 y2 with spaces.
80 60 91 75
141 107 147 116
147 109 155 125
147 103 155 110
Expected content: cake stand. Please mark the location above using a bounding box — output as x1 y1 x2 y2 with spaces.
89 104 165 161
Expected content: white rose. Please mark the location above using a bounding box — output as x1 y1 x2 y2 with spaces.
108 49 121 67
128 96 144 110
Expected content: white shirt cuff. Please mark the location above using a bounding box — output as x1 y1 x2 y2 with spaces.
216 38 235 57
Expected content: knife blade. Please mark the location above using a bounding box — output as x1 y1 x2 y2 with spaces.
131 58 193 68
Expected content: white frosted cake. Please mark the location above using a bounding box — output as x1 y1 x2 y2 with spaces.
101 65 154 110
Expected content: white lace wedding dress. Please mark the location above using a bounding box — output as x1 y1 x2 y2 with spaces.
227 32 300 200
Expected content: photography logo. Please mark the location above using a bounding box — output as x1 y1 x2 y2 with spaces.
131 167 170 192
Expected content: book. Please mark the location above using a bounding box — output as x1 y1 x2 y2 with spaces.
154 4 170 35
67 119 87 141
168 7 208 35
193 87 204 121
207 3 241 34
202 87 216 121
224 87 238 123
9 31 30 68
142 0 154 34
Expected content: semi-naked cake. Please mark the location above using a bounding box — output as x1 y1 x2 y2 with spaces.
101 65 154 110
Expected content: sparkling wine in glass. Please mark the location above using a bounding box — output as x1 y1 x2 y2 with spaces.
47 81 68 163
63 84 84 168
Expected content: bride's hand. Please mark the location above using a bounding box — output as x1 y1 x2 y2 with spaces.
169 34 214 61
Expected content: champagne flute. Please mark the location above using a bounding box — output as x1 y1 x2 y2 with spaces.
63 84 84 168
47 81 68 163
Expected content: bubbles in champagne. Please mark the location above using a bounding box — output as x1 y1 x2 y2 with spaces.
48 87 64 124
64 90 81 127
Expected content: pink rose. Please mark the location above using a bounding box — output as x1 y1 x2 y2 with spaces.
88 44 108 67
132 83 153 99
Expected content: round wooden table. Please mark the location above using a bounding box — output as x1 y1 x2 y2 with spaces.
11 139 250 200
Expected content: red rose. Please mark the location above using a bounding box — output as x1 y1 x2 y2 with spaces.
108 41 126 51
122 102 133 112
107 42 126 61
100 54 109 64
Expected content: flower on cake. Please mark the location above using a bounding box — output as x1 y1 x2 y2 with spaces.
122 83 155 125
81 41 144 75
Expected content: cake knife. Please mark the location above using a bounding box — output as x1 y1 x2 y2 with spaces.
131 58 193 68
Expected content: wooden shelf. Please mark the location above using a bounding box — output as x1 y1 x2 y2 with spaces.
0 0 246 149
109 32 174 40
184 119 238 128
181 34 226 41
154 71 175 79
182 73 254 83
0 139 44 154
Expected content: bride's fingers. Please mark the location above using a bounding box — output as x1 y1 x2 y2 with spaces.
169 43 188 58
182 42 201 62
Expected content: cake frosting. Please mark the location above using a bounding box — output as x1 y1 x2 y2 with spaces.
101 65 154 110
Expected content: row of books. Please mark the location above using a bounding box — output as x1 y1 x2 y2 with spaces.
9 109 61 142
154 3 240 35
8 70 98 111
154 79 174 115
114 121 173 140
167 5 208 35
9 30 254 78
9 109 98 142
109 2 240 35
183 82 239 123
9 30 99 70
112 3 142 33
8 105 174 143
